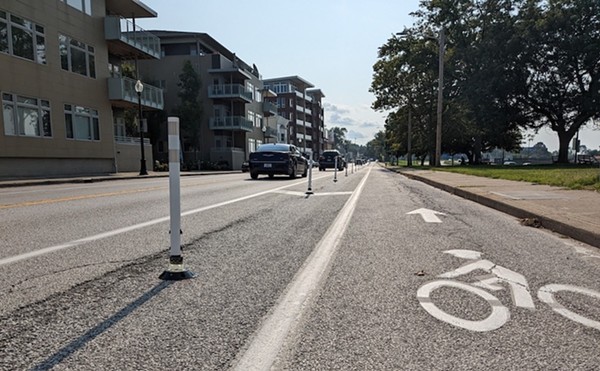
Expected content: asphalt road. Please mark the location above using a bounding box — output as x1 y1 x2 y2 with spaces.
0 164 598 370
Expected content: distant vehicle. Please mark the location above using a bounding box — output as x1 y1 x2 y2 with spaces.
503 161 517 165
356 159 363 165
241 161 249 172
318 150 345 171
248 143 308 180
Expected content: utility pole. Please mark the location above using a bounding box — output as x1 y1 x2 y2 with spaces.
435 27 445 167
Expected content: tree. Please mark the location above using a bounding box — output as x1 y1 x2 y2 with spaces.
331 127 348 150
512 0 600 163
175 60 203 167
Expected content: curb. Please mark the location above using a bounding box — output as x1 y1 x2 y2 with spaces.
396 169 600 249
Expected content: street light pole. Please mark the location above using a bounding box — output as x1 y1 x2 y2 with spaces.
135 80 148 175
407 107 412 167
435 27 445 167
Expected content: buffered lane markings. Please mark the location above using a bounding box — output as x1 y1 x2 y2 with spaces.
0 178 314 267
232 166 373 371
0 186 165 209
273 190 353 197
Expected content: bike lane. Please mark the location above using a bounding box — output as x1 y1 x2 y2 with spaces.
273 166 600 370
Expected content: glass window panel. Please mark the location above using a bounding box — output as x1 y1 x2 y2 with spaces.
74 115 90 140
17 96 37 105
66 0 83 12
59 35 68 70
41 100 50 108
0 22 8 53
10 15 24 26
18 106 39 136
65 113 73 138
70 38 84 49
3 93 12 101
88 54 95 78
3 103 15 135
36 35 46 64
92 117 99 140
12 27 34 60
70 46 87 76
84 0 92 15
0 11 6 20
35 25 44 33
42 110 51 137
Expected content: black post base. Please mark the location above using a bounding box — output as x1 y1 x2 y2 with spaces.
159 270 196 281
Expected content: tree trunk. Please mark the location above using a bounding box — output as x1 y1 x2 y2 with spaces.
557 130 573 164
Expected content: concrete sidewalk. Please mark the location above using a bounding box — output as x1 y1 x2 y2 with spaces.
2 166 599 249
394 168 600 249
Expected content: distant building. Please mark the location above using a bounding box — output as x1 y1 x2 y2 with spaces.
139 31 293 170
262 77 326 159
1 0 162 178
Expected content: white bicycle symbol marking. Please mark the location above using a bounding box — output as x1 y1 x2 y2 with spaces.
417 249 600 332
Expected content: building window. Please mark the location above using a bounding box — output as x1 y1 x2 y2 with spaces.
256 114 262 129
271 82 291 94
2 93 51 137
248 138 256 154
276 97 285 109
64 104 99 141
248 111 256 127
0 11 46 64
61 0 92 16
59 34 96 78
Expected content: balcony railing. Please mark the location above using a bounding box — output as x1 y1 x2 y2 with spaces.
209 116 254 132
208 84 252 102
114 135 150 145
296 105 312 116
263 101 278 115
105 16 160 59
108 77 164 110
264 126 278 138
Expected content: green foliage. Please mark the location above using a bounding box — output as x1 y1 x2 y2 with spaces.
175 60 203 161
437 165 600 191
370 0 600 165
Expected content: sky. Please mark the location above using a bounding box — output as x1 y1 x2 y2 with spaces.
136 0 600 152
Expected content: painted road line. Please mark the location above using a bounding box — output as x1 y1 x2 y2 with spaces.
273 190 354 197
406 208 446 223
0 178 318 267
232 166 373 371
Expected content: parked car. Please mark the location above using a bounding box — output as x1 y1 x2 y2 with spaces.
318 150 346 171
248 143 308 179
241 161 249 172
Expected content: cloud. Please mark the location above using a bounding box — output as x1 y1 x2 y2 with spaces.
323 101 386 145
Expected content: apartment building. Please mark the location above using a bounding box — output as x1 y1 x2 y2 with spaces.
0 0 162 178
262 77 326 159
138 31 282 171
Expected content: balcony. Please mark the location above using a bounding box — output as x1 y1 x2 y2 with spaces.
296 105 312 116
264 126 278 139
108 77 164 110
262 101 278 116
208 84 252 103
105 16 160 59
209 116 254 132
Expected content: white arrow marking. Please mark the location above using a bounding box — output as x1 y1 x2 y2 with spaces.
407 208 446 223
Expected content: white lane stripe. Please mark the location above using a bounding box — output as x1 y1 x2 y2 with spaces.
273 190 354 197
0 177 330 267
233 166 373 370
